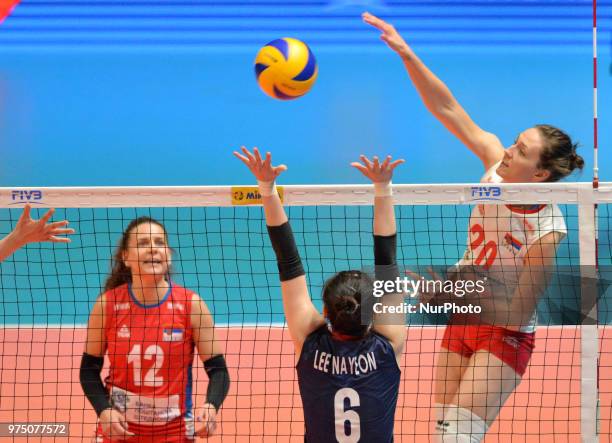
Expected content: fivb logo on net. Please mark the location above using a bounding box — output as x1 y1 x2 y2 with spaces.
469 186 503 201
9 189 45 205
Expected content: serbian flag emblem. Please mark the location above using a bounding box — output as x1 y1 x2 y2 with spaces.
504 233 523 251
163 326 184 342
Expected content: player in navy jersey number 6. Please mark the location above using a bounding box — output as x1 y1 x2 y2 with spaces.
235 147 406 443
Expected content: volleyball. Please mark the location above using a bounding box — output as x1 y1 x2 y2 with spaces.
254 37 318 100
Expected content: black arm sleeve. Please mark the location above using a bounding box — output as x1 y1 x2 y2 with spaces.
267 222 305 282
374 233 400 282
204 354 230 412
79 353 111 417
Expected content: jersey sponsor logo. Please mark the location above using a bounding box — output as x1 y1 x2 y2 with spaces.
111 386 181 425
162 326 184 342
468 186 503 201
110 387 128 412
117 325 131 339
503 233 523 253
166 302 184 311
114 302 130 311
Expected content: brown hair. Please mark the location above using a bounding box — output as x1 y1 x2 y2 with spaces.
322 270 373 338
103 217 169 292
535 124 585 182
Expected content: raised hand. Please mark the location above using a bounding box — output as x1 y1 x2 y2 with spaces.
351 154 404 183
12 204 74 246
233 146 287 182
362 12 410 55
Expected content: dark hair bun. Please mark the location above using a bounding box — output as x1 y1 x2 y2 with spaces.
571 150 585 170
334 295 359 314
322 270 373 337
535 125 584 181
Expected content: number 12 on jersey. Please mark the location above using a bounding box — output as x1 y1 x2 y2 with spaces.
127 344 164 387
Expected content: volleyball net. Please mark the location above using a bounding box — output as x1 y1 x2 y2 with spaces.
0 182 610 442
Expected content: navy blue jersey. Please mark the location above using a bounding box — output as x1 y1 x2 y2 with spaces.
296 326 401 443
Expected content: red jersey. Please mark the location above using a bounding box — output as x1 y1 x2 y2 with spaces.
97 282 196 441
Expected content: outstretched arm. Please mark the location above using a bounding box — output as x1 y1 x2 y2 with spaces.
234 147 325 356
363 12 505 170
0 205 74 262
351 155 407 356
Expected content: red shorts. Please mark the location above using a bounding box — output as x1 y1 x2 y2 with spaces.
441 323 535 376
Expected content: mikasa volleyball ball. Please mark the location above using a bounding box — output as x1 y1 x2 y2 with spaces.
254 37 318 100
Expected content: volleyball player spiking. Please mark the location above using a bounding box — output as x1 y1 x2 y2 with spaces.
364 12 584 442
235 147 406 443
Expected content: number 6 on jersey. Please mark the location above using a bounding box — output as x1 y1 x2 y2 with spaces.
335 388 360 443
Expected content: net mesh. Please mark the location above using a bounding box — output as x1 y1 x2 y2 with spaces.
0 184 608 442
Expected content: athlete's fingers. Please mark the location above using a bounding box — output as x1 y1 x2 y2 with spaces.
372 156 384 173
110 423 124 437
46 220 70 230
372 155 380 172
118 415 135 437
204 412 217 436
48 236 72 243
113 423 134 438
364 13 394 35
350 161 368 171
380 155 391 170
233 151 251 166
39 207 56 224
18 204 32 223
263 151 272 170
273 164 288 177
194 417 212 437
362 12 385 30
350 162 369 175
389 159 405 171
240 146 256 163
252 147 264 164
206 418 217 436
359 155 373 169
109 421 124 438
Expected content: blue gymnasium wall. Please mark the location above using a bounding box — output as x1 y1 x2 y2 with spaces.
0 0 610 325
